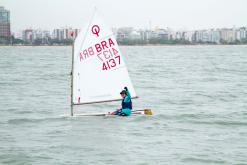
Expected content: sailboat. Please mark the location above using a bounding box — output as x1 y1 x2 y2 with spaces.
70 10 152 117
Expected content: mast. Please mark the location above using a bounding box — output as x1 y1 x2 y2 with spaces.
71 40 74 116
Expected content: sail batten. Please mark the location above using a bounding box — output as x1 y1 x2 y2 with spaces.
72 10 137 105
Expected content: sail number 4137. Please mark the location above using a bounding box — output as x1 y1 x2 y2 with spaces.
102 56 120 71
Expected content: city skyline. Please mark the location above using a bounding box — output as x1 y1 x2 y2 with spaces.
16 26 247 45
1 0 247 33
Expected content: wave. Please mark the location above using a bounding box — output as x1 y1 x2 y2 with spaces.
7 116 64 125
131 112 247 127
190 120 247 126
182 157 226 164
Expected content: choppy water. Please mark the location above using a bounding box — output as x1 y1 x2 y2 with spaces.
0 45 247 165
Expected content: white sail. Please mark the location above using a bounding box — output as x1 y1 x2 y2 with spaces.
72 11 137 105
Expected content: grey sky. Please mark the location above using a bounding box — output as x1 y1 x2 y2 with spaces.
1 0 247 33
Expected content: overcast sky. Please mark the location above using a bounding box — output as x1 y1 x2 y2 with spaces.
1 0 247 33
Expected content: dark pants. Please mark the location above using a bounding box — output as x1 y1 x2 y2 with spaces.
115 109 128 116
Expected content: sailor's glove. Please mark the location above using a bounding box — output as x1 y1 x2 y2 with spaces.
124 87 128 91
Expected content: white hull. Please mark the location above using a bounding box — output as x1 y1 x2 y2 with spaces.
73 111 146 117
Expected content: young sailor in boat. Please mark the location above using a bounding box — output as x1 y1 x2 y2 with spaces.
111 87 132 116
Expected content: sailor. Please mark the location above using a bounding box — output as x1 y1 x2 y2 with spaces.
111 87 132 116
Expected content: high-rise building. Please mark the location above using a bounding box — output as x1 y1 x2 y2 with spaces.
220 28 236 43
0 6 11 43
52 28 79 40
236 27 247 41
22 29 33 43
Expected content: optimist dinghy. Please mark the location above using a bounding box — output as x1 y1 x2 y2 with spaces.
70 9 152 117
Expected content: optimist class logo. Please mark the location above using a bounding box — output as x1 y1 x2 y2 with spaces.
91 25 100 37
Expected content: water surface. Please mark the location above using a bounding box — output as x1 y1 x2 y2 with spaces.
0 45 247 164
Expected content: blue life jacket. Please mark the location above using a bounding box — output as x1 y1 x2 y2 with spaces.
122 96 132 109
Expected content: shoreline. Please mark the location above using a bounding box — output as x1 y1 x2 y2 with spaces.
1 44 247 47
